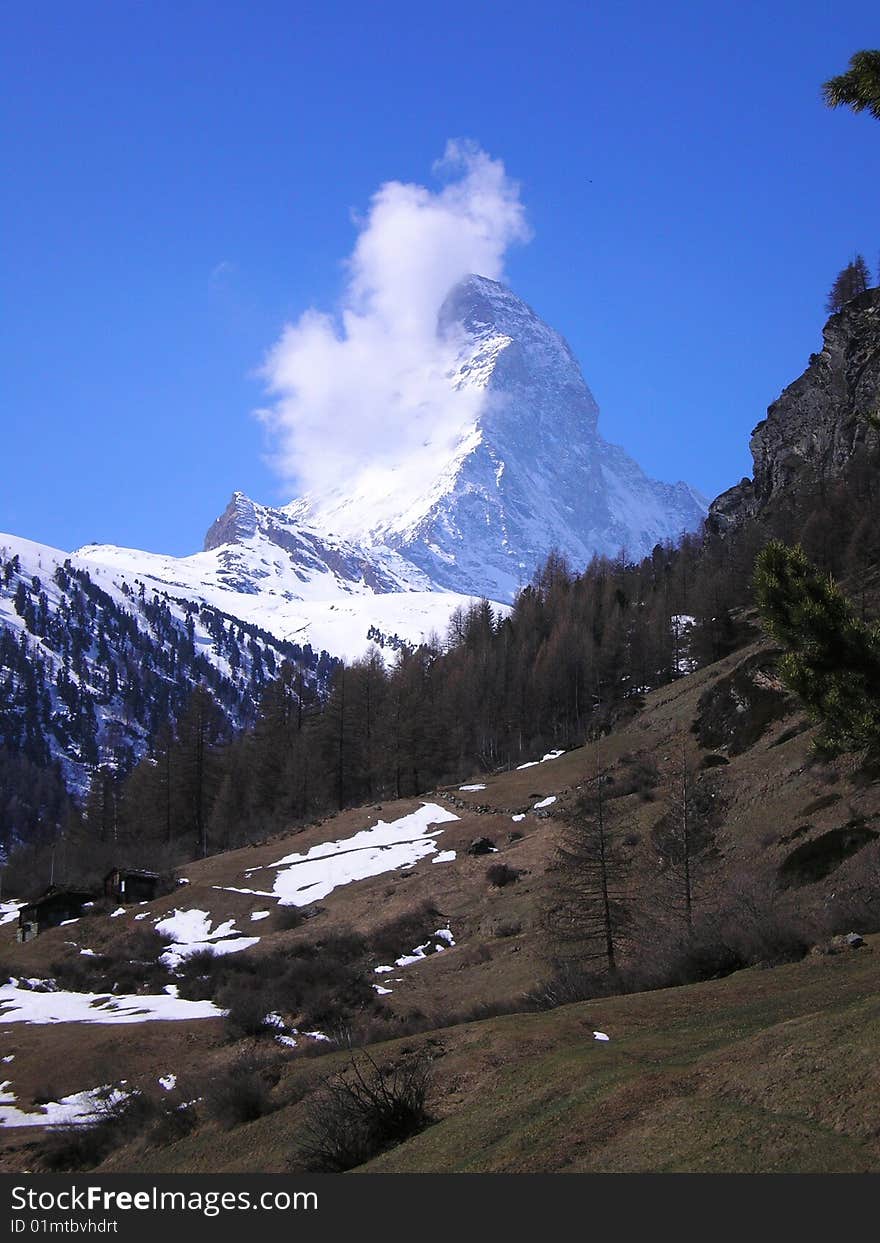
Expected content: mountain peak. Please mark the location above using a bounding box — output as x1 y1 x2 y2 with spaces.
212 279 707 603
438 273 547 341
204 491 258 551
293 277 707 598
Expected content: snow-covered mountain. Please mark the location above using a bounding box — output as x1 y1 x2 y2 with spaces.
73 501 485 663
287 275 708 599
0 533 331 804
1 274 707 802
141 274 704 637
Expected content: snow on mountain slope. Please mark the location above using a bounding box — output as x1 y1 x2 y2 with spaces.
1 522 488 675
73 516 488 663
0 531 319 800
289 275 708 600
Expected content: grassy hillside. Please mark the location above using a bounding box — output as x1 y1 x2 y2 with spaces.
2 621 879 1173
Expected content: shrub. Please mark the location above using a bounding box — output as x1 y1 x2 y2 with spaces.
607 754 660 800
369 904 441 961
40 1092 156 1172
486 863 520 888
49 925 170 996
525 963 612 1010
275 905 307 931
822 841 880 934
177 942 377 1035
203 1054 279 1130
218 978 280 1041
149 1098 199 1146
625 886 814 994
296 1052 433 1172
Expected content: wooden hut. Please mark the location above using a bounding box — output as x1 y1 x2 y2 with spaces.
17 887 95 943
102 868 160 904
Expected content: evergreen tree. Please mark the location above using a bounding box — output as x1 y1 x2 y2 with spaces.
823 50 880 121
826 256 870 314
754 540 880 756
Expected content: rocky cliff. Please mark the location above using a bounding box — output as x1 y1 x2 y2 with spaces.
709 288 880 533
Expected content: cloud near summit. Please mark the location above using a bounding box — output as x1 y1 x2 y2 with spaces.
257 142 530 503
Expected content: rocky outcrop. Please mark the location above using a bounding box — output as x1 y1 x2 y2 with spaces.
693 651 793 755
708 288 880 533
204 492 259 550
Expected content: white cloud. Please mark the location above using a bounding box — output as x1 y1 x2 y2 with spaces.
257 142 530 516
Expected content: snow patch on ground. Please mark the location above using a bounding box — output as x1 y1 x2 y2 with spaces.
0 983 224 1026
372 927 455 994
0 1080 130 1129
459 784 486 791
0 901 23 928
250 803 459 907
431 850 456 864
533 796 557 809
154 909 259 970
213 885 276 898
516 749 565 770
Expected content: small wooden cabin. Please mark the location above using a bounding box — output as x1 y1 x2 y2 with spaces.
17 887 95 943
103 868 160 904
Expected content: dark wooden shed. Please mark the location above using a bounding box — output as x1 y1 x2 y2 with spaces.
103 868 160 904
17 887 95 942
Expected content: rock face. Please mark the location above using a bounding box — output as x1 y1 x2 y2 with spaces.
290 275 707 600
709 289 880 533
204 492 424 596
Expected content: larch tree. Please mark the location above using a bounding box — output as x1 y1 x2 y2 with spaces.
543 760 632 975
651 739 718 931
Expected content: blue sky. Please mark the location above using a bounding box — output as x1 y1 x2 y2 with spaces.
2 0 877 556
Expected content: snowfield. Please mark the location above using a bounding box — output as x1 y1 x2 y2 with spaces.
0 982 224 1025
248 802 460 906
154 909 260 970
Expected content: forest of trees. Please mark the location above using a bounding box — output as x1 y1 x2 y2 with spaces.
0 554 334 866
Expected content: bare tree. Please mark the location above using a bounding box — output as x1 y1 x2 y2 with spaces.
543 759 632 974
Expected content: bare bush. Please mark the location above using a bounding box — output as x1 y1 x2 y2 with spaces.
368 904 441 960
40 1092 156 1171
202 1054 279 1130
486 863 520 888
296 1051 433 1172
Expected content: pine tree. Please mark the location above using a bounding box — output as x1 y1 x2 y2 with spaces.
826 256 870 314
754 540 880 756
823 50 880 121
